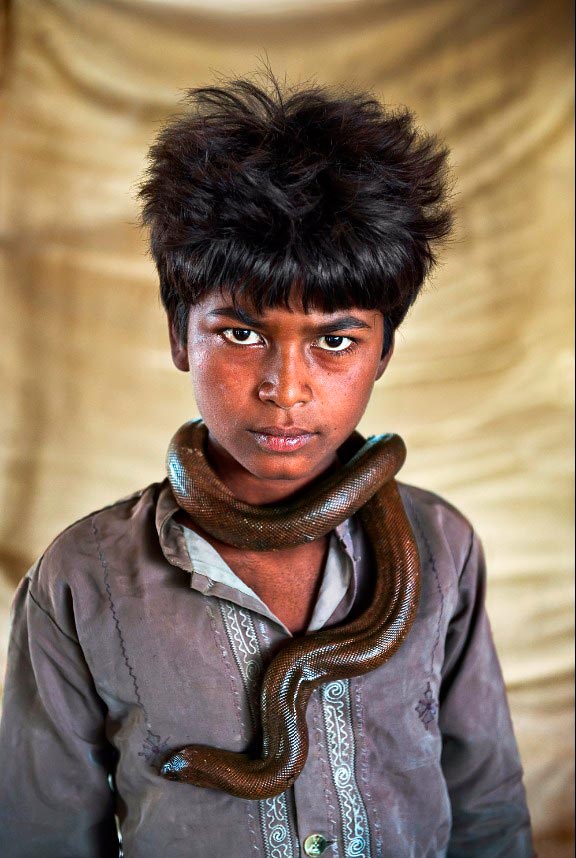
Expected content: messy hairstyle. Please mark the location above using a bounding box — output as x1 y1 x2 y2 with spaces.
140 75 453 353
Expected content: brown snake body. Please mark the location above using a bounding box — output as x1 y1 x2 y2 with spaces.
161 420 420 799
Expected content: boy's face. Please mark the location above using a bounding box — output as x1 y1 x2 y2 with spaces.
170 291 392 503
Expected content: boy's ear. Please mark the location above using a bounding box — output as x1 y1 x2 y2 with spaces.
375 333 395 380
168 317 190 372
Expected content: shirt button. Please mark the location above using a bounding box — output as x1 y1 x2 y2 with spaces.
303 833 330 856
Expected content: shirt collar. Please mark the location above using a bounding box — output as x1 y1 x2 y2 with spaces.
155 479 363 634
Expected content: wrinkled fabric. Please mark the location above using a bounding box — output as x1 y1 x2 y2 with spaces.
0 479 532 857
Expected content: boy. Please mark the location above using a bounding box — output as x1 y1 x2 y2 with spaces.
0 77 532 856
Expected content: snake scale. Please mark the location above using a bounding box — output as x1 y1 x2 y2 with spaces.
160 419 420 800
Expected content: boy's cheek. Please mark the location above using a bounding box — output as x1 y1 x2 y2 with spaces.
190 358 241 401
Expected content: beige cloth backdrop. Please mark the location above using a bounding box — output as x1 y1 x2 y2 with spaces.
0 0 573 853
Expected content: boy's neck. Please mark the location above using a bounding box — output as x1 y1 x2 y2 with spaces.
182 512 330 635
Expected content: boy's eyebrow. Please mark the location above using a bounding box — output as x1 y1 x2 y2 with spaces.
208 306 261 327
208 306 372 332
318 316 372 333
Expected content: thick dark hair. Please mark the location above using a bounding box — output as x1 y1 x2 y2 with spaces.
139 75 453 353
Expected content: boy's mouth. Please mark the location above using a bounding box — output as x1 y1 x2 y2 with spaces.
249 426 316 453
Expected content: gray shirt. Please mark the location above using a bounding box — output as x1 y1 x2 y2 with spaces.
0 480 533 857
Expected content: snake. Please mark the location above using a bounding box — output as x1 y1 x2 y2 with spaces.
160 419 420 800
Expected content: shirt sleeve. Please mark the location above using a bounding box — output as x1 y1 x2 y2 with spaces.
440 531 533 857
0 562 120 857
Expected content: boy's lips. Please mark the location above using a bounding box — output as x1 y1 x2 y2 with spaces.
249 426 317 452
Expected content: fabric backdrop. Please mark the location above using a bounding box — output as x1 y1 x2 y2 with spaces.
0 0 573 853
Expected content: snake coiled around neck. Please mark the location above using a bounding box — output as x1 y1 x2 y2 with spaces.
160 419 420 800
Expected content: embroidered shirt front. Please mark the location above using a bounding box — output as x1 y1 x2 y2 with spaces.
0 479 533 858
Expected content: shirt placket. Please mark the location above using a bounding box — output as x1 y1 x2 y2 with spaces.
161 491 373 857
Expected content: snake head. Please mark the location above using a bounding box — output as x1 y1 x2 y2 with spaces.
160 751 190 781
159 746 213 783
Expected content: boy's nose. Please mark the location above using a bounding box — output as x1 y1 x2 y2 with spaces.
257 349 312 409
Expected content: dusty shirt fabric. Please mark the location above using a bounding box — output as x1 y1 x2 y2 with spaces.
0 479 532 858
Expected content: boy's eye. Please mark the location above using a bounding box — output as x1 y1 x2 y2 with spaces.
222 328 262 345
316 335 354 352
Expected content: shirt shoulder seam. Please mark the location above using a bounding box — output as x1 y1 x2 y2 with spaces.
27 583 81 647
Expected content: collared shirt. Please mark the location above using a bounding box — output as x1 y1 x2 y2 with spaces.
0 480 533 857
180 515 363 634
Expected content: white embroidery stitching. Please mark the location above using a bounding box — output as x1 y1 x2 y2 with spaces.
259 798 294 858
322 680 371 857
219 602 295 858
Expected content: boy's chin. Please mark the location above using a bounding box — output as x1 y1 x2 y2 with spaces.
242 449 338 486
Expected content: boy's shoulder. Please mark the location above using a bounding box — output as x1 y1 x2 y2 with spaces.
44 482 164 555
397 480 473 526
25 482 168 607
397 481 476 577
